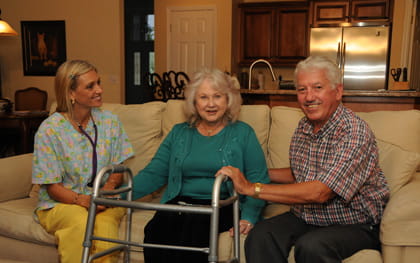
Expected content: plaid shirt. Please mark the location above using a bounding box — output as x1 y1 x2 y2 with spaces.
290 104 389 226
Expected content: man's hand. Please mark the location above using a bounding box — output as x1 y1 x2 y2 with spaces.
216 166 254 196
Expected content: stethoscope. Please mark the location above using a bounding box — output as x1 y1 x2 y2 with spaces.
77 117 98 187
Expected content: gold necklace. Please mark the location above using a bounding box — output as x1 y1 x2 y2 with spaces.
198 121 225 136
64 112 91 131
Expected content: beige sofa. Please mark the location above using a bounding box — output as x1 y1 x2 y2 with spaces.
0 100 419 263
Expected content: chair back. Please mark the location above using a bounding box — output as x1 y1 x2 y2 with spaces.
140 71 189 103
14 87 48 111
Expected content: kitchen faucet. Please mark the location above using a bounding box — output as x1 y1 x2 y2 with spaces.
248 59 276 90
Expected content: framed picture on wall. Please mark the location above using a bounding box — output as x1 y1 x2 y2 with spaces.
21 20 67 76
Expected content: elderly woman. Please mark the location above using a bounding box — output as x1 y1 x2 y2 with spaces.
32 60 134 263
131 68 270 263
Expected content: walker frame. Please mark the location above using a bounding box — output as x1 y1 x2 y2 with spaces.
81 165 240 263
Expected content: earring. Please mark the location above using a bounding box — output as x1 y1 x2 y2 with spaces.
71 98 75 105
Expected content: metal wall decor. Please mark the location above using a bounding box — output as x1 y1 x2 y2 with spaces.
143 71 189 102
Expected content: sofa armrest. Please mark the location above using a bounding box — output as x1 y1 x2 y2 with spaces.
0 153 34 202
381 173 420 246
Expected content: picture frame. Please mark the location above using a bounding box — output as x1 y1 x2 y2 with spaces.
21 20 67 76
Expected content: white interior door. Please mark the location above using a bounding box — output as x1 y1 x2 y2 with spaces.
167 7 215 77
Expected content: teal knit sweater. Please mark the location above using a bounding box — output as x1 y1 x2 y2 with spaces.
132 121 270 224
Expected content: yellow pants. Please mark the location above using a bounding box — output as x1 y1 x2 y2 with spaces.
37 204 126 263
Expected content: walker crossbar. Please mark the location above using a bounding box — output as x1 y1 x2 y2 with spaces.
81 165 240 263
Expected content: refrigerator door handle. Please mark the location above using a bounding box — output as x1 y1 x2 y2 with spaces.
336 42 341 68
341 42 346 83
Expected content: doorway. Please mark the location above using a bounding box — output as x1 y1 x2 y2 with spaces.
124 0 155 104
167 7 216 78
124 2 217 103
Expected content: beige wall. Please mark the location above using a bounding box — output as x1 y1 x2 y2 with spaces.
0 0 124 108
388 0 412 89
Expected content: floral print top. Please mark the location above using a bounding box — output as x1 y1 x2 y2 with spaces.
32 107 134 211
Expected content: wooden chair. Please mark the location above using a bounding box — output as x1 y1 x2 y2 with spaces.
14 87 48 111
140 71 189 103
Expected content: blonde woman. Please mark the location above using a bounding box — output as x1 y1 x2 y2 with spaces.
32 60 134 263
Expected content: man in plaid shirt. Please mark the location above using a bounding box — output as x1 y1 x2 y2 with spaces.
220 56 389 263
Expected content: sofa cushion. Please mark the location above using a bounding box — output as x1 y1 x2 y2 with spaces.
218 231 247 262
377 140 420 196
162 100 187 138
358 109 420 172
268 106 304 168
119 208 157 262
112 102 166 173
0 197 56 246
356 110 420 154
0 153 33 202
239 104 271 156
288 247 382 263
381 174 420 246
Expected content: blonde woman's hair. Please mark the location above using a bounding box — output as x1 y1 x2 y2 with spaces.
54 60 97 119
184 68 242 126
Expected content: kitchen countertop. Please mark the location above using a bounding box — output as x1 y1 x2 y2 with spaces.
240 89 420 97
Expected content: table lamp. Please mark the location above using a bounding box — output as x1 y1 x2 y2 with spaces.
0 8 18 98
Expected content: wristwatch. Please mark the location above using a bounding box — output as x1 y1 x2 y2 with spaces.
254 182 262 198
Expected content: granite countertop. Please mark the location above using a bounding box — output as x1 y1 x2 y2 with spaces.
240 89 420 97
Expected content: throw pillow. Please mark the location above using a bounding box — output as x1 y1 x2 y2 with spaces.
377 139 420 196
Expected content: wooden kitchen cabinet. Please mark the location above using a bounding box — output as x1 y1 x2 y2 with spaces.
240 7 274 61
311 0 393 26
351 0 392 22
239 2 309 66
276 7 309 63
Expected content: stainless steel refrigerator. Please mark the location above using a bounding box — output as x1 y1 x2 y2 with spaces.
310 26 390 91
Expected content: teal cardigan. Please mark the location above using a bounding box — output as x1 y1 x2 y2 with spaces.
132 121 270 224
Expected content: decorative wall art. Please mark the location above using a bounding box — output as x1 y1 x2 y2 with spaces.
21 20 66 76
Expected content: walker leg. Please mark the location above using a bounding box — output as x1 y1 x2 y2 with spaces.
233 198 240 262
208 205 219 263
82 200 98 263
